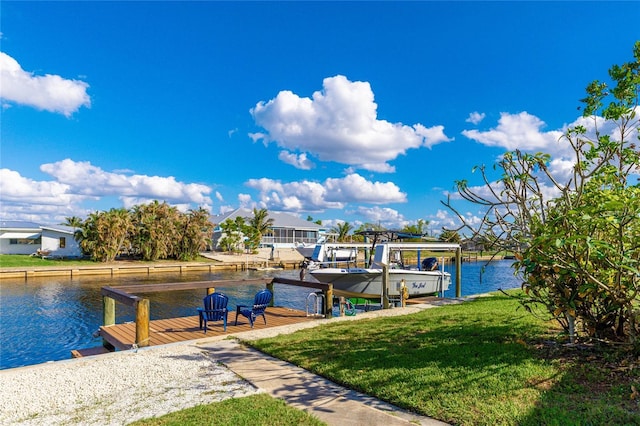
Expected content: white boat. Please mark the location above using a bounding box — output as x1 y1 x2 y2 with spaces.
307 242 368 264
295 234 334 259
294 241 319 259
309 242 459 299
297 238 368 264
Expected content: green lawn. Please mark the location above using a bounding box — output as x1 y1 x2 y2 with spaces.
130 393 325 426
0 254 217 268
248 292 639 425
0 254 97 267
131 291 638 425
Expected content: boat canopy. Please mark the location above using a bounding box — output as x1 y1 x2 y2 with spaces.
372 242 460 266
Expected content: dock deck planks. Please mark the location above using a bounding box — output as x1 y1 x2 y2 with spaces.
99 306 317 351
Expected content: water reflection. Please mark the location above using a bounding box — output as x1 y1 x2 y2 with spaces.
0 261 521 370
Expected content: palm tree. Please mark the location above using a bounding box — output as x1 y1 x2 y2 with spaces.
402 219 428 235
177 207 213 260
131 200 179 261
306 215 322 225
248 208 274 250
63 216 83 228
331 221 353 242
400 219 429 241
79 208 132 262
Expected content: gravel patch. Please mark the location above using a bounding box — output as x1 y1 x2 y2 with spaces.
0 343 258 425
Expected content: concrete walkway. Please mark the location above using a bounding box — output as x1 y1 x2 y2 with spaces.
200 339 449 426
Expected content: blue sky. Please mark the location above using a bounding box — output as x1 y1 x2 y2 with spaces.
1 1 639 233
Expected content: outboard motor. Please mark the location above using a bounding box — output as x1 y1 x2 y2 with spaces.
422 257 438 271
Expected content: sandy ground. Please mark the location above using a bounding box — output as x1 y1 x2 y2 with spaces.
0 342 259 425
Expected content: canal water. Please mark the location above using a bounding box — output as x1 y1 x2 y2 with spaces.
0 260 521 370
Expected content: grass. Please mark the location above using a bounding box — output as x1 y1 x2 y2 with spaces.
127 290 639 424
0 254 217 268
129 393 325 426
0 254 97 267
247 291 640 425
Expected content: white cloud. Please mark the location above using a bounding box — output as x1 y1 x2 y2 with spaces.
40 159 212 205
0 160 214 223
278 151 315 170
218 204 236 215
425 209 483 237
0 167 91 206
237 193 254 209
354 206 407 229
250 75 452 172
0 168 95 224
244 173 406 213
546 158 575 187
324 174 406 204
462 112 564 152
0 52 91 117
413 124 453 146
466 112 486 125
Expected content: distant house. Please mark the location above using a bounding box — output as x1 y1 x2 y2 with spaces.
210 208 326 250
460 238 485 252
0 220 82 257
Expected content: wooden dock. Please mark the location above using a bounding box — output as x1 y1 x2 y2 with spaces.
70 277 334 359
92 306 316 352
72 274 456 358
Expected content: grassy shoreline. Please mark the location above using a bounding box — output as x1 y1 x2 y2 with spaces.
0 254 220 268
138 291 639 425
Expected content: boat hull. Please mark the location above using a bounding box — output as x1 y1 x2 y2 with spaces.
309 267 450 298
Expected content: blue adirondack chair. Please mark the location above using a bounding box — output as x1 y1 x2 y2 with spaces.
234 289 273 328
197 292 229 333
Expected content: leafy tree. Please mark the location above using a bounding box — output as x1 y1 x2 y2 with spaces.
439 229 461 243
402 219 428 235
77 201 212 262
443 42 640 347
63 216 83 228
400 219 429 241
218 216 246 253
130 201 179 261
176 207 213 260
306 215 323 225
331 221 353 242
307 215 322 225
78 208 133 262
247 208 274 252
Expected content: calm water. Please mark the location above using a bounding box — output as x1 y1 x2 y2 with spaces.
0 260 521 370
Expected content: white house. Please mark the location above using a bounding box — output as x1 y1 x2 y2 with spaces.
210 208 326 250
0 220 83 257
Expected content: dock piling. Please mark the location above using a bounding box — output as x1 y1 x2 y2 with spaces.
135 298 150 347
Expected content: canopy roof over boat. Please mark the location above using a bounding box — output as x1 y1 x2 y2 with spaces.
355 230 459 250
378 242 460 251
355 230 427 242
